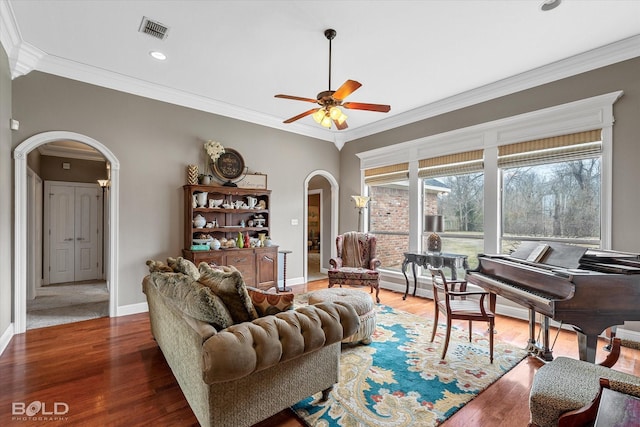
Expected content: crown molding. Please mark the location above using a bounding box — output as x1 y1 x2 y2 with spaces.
341 34 640 145
1 0 638 150
37 142 106 161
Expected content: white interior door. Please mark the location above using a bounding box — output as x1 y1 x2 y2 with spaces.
74 186 99 281
45 182 100 284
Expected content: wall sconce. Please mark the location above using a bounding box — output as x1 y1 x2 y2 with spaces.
424 214 444 253
351 195 370 232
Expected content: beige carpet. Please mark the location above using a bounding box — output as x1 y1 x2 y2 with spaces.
27 281 109 329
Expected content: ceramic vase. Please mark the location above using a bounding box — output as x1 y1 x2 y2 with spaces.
187 165 198 185
196 192 208 207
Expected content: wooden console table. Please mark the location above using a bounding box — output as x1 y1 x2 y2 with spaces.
402 252 469 300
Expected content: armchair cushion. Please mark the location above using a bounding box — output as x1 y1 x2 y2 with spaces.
198 263 258 323
147 270 233 331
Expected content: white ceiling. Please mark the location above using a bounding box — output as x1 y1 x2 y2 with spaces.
2 0 640 149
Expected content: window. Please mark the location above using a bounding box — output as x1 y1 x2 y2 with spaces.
419 151 484 269
499 130 602 252
365 164 409 273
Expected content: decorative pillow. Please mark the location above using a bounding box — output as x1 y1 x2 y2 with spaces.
247 287 294 317
167 256 200 281
198 263 258 323
146 259 173 273
150 271 233 331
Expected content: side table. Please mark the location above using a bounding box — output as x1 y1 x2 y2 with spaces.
402 252 469 300
278 250 292 292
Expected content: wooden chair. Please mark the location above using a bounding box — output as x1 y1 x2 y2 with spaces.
428 267 495 363
557 375 640 427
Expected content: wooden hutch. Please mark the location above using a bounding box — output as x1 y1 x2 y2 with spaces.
182 185 278 290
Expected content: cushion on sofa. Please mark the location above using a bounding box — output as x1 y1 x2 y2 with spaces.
198 263 258 323
167 256 200 281
247 287 294 317
148 271 233 331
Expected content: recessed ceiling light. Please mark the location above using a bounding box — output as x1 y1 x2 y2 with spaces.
149 51 167 61
540 0 561 11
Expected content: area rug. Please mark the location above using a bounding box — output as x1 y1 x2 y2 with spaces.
291 299 527 426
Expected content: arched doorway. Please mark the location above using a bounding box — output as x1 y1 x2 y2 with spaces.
303 170 339 282
14 131 120 334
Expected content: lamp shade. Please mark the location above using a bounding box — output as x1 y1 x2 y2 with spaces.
351 195 370 208
424 214 444 232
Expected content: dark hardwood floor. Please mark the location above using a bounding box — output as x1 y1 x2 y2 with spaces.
1 279 638 426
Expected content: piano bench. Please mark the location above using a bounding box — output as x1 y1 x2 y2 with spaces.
528 343 640 427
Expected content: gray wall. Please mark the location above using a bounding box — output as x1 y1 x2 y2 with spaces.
0 45 12 337
11 71 339 309
341 58 640 252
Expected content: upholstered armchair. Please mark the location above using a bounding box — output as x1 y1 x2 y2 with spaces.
328 231 381 303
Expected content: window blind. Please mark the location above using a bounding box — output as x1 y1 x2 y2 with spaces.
498 130 602 168
364 163 409 185
418 150 484 178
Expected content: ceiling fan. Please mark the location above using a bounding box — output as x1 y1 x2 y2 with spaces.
275 29 391 130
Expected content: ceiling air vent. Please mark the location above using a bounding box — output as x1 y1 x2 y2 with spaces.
139 16 169 40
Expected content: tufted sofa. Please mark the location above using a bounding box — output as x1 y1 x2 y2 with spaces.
142 258 360 427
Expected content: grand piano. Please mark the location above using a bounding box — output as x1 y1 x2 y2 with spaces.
466 241 640 363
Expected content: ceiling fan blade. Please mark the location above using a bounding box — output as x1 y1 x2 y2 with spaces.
332 80 362 100
283 108 319 124
342 102 391 113
334 119 348 130
275 94 318 103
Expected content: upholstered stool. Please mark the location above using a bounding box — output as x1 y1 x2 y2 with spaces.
309 288 376 345
529 356 640 427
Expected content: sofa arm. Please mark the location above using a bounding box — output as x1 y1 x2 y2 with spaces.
246 286 294 316
201 301 360 384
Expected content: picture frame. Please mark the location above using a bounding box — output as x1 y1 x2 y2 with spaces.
237 173 268 189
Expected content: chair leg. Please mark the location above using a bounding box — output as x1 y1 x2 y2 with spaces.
441 317 452 359
489 319 494 364
430 309 439 342
468 320 472 342
374 284 380 303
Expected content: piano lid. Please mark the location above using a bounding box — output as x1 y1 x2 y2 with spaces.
510 241 587 269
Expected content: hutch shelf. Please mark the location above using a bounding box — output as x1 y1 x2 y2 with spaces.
182 185 278 290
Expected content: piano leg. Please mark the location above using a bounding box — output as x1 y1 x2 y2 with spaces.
526 310 554 361
577 331 597 363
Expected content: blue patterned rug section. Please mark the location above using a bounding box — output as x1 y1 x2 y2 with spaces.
292 304 527 426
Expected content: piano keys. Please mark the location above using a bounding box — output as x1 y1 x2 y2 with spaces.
466 242 640 363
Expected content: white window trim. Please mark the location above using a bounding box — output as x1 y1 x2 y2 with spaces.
357 91 623 253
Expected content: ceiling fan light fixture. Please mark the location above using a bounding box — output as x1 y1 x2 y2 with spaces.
337 112 348 125
312 109 325 123
321 115 332 128
329 106 342 120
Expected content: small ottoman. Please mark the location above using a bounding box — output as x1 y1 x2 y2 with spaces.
309 288 376 345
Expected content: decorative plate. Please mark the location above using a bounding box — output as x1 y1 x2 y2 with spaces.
212 148 245 180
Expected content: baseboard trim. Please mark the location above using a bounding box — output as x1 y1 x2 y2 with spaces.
117 302 148 316
0 322 15 357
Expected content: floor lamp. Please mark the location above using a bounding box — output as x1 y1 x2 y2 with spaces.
351 195 370 232
97 179 110 275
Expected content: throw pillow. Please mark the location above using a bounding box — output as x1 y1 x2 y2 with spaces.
146 259 173 273
150 271 233 331
198 263 258 323
167 256 200 281
247 287 294 317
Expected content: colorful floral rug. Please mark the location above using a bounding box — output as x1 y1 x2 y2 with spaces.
291 300 527 426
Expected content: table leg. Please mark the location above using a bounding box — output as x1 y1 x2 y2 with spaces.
402 257 410 300
411 261 418 297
